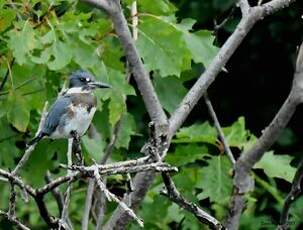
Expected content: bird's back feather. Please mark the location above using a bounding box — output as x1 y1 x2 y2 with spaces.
42 95 72 135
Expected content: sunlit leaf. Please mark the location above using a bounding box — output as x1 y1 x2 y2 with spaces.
196 155 233 204
254 151 296 183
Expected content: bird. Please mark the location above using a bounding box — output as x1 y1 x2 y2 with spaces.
29 70 111 146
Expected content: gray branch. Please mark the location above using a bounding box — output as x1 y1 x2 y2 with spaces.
87 0 298 228
0 210 30 230
161 173 225 229
82 0 167 126
204 93 235 164
226 41 303 230
278 158 303 230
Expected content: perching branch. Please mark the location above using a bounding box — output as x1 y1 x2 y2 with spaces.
226 41 303 230
0 158 177 229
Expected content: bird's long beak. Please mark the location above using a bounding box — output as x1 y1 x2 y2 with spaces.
89 81 111 89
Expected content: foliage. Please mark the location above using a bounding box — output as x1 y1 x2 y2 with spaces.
0 0 302 229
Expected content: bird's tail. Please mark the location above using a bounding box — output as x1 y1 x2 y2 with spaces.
28 132 46 146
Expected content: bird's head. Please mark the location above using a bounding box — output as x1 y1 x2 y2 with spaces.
68 70 111 92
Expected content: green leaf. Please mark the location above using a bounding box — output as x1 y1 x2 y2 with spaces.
173 18 218 67
23 140 67 186
95 68 135 126
0 8 16 32
0 118 19 167
223 117 254 149
137 0 177 15
166 144 209 166
196 155 233 204
108 94 125 126
137 15 191 77
47 40 73 70
7 21 38 65
254 151 296 182
154 76 187 113
183 29 218 67
82 133 106 162
173 122 217 144
7 92 30 132
69 37 99 68
116 113 137 149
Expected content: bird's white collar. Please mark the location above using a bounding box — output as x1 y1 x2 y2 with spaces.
65 87 92 94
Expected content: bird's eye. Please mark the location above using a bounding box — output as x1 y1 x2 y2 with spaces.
80 78 86 82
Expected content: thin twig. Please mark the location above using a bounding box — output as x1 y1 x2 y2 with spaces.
226 41 303 230
45 171 64 216
0 210 30 230
204 93 235 164
161 173 224 230
0 58 14 91
131 1 138 40
13 102 49 174
278 159 303 230
92 165 144 227
60 139 74 230
8 176 16 217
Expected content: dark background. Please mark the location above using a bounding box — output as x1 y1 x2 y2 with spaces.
171 0 303 159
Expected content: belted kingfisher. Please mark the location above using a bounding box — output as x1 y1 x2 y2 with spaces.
29 70 111 145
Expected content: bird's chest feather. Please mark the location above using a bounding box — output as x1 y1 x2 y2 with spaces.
51 93 97 138
65 104 96 135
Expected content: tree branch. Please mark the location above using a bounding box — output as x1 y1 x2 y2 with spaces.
82 0 167 126
13 102 49 174
161 173 225 230
97 0 298 228
204 93 235 164
0 210 30 230
278 159 303 230
238 0 250 16
226 41 303 230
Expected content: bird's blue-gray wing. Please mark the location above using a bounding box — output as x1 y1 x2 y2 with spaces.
42 96 71 135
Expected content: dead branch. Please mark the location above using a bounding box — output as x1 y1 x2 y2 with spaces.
226 41 303 230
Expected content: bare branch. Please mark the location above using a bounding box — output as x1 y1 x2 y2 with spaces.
13 102 49 174
60 139 74 230
8 177 16 217
0 210 30 230
81 0 167 126
204 93 235 165
168 9 260 137
93 165 144 227
45 171 64 216
260 0 297 17
226 41 303 230
131 1 138 40
161 173 225 230
278 159 303 230
238 0 250 16
81 0 111 12
99 1 297 227
0 169 36 196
